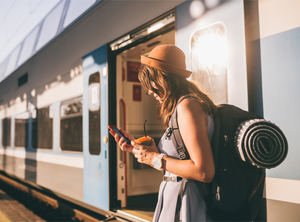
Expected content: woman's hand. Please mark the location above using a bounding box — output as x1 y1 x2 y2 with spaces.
108 127 134 153
131 138 160 166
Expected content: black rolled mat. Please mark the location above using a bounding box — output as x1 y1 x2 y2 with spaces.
235 119 288 169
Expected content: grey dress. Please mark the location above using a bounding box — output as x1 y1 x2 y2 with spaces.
153 113 214 222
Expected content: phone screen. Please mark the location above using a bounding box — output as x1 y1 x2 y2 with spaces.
109 126 131 145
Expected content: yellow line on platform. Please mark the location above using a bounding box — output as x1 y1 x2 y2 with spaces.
0 211 11 222
121 209 153 221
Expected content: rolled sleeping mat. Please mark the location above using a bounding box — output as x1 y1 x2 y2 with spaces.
235 119 288 169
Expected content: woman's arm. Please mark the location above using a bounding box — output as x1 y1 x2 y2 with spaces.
165 98 215 182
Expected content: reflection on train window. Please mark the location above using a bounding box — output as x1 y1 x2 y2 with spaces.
190 22 228 104
63 0 96 28
0 58 9 81
32 107 53 149
2 118 11 147
35 0 65 51
15 113 28 148
5 45 21 77
88 73 100 155
60 97 83 152
17 26 39 66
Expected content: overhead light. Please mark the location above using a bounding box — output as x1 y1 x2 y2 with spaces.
110 34 130 51
110 13 175 51
147 23 164 34
204 0 220 9
190 0 205 18
147 15 175 34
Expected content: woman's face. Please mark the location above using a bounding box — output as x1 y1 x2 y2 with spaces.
148 89 162 103
148 81 162 103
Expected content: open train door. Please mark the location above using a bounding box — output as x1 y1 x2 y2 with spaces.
82 45 110 210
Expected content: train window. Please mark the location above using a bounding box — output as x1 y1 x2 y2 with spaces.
18 26 40 66
18 73 28 87
15 113 29 148
35 0 65 51
2 118 11 147
63 0 96 28
60 96 82 152
190 22 228 104
32 107 53 149
88 73 100 155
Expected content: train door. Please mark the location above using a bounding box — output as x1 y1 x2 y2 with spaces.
82 45 110 210
110 20 175 220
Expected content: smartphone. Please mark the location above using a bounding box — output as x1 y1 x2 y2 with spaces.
108 125 131 145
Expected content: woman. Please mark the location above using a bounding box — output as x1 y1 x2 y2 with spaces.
109 44 216 221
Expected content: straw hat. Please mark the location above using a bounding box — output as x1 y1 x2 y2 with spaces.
141 44 192 78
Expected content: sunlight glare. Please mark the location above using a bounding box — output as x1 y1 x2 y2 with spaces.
191 23 228 75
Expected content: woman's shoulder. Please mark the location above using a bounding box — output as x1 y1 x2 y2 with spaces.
177 95 206 116
178 94 198 103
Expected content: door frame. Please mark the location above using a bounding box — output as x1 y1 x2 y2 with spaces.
107 9 176 210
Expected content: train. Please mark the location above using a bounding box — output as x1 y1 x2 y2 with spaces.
0 0 299 221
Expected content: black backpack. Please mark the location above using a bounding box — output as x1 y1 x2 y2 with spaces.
169 96 288 221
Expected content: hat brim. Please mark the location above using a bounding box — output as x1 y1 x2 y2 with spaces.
141 55 192 78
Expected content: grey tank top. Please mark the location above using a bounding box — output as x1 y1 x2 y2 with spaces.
153 98 214 222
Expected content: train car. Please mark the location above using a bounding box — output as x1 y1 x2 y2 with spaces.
0 0 299 221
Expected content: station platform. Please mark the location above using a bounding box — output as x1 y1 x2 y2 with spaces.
0 188 45 222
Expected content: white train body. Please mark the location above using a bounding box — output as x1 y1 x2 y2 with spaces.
0 0 299 221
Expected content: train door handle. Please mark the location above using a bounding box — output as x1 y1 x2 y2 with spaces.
103 136 109 144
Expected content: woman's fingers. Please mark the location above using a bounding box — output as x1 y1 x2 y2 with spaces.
131 141 144 149
132 147 148 164
119 137 129 151
108 127 134 153
113 132 120 142
108 129 116 137
132 147 141 155
118 137 133 152
118 137 124 147
136 153 149 163
135 153 144 163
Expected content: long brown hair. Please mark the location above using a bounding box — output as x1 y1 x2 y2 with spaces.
138 65 216 127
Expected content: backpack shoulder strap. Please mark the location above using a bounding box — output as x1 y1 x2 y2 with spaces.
169 96 222 164
169 106 189 160
169 95 199 160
